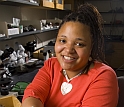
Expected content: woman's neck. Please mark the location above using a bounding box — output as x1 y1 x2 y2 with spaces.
65 62 94 79
65 70 82 79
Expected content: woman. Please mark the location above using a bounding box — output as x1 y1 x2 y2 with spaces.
22 3 118 107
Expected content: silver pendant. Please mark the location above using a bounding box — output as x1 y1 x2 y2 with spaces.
61 82 72 95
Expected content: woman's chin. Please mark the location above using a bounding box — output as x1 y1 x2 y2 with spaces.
60 63 74 70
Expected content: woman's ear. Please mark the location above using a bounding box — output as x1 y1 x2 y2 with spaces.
89 56 92 62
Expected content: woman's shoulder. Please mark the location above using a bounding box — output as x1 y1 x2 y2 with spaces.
88 61 117 84
94 61 114 71
89 61 116 76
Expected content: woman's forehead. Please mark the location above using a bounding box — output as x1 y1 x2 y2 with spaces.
58 22 91 37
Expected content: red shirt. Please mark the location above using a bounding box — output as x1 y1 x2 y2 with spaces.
23 57 118 107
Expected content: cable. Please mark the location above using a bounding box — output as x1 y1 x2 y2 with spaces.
33 34 43 48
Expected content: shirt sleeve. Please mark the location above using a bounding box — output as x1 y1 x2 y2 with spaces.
22 59 51 104
82 69 119 107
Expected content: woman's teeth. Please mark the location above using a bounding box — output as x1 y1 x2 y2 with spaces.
64 56 74 60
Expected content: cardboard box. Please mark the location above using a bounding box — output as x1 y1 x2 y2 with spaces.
40 0 54 8
33 46 55 60
0 92 18 98
0 96 21 107
0 22 19 37
33 48 44 60
55 0 64 10
0 22 8 37
8 28 19 36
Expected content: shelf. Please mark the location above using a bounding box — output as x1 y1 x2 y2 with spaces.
0 0 39 6
104 24 124 27
104 35 124 42
100 12 124 14
84 0 124 2
0 27 58 41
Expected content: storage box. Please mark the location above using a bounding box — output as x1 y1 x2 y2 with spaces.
55 0 64 10
0 92 18 98
33 48 44 60
0 96 21 107
33 46 55 60
0 22 19 37
8 28 19 36
40 0 54 8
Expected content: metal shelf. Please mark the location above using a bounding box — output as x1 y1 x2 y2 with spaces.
104 24 124 27
0 27 58 41
0 0 39 6
100 12 124 14
84 0 124 2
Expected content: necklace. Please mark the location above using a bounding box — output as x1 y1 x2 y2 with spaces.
61 70 82 95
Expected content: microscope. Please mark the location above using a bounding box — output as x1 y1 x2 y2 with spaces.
0 60 11 95
0 77 11 95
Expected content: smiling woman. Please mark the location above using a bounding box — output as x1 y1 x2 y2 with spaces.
55 22 92 77
22 3 118 107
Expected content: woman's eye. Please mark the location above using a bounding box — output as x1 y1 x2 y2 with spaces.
59 39 66 43
76 42 85 47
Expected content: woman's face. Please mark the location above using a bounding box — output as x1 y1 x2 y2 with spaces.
55 21 92 72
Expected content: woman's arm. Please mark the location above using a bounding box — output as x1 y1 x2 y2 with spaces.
22 59 53 107
22 97 44 107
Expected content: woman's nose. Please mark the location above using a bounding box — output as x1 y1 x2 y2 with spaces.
64 43 75 53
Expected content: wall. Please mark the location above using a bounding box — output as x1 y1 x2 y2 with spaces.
0 4 69 50
84 0 124 69
84 0 124 36
0 5 21 23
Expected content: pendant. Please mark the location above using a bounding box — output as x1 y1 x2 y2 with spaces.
61 82 72 95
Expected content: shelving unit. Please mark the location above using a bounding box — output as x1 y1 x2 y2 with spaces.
0 0 63 40
84 0 124 69
0 28 58 41
0 0 68 51
0 0 39 6
104 24 124 27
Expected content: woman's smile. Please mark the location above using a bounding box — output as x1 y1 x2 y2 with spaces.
55 21 92 71
64 56 75 60
62 55 76 63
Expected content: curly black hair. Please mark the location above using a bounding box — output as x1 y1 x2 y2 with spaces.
59 3 106 64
